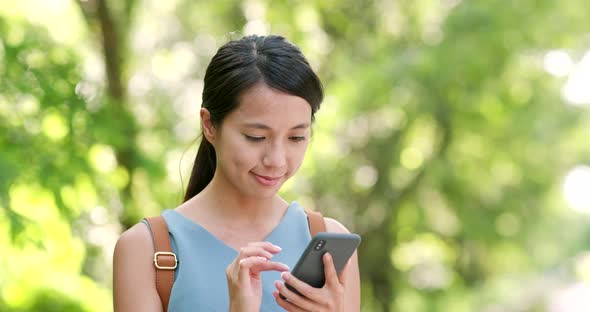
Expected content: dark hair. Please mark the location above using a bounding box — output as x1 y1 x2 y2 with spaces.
183 35 324 202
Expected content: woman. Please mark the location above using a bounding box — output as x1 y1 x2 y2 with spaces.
113 35 360 311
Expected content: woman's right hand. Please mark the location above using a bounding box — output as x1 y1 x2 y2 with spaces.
226 242 289 312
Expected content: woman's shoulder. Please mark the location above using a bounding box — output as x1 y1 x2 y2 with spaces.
114 221 153 261
113 222 163 309
323 217 351 234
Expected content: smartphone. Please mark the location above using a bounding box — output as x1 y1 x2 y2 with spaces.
281 232 361 299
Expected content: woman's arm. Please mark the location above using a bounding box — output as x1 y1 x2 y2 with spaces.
113 223 163 312
324 217 361 312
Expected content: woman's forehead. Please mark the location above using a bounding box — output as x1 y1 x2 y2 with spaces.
231 85 312 125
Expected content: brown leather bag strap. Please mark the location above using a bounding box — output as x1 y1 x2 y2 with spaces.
144 216 177 312
305 210 326 237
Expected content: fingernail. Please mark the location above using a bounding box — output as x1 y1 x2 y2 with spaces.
257 256 267 261
325 253 332 260
274 244 282 251
281 271 290 280
274 280 281 287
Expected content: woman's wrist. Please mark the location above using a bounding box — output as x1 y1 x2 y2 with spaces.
229 301 258 312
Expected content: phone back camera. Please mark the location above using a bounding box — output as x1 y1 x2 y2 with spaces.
314 240 326 251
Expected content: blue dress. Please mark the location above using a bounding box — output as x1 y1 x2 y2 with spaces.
154 202 311 311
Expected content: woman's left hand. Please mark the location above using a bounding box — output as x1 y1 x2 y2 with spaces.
272 253 345 312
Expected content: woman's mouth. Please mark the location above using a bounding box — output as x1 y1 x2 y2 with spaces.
251 173 283 186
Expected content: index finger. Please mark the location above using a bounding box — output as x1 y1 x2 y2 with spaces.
323 253 342 287
247 241 282 253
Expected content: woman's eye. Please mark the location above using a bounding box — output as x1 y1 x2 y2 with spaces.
289 136 307 142
245 135 265 142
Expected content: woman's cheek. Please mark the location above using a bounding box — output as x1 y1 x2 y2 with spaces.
233 143 260 169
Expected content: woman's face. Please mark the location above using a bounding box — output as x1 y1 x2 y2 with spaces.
208 84 312 199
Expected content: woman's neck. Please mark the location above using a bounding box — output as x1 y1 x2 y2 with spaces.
181 172 289 225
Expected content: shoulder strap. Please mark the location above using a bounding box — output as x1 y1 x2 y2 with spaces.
145 210 326 311
305 210 326 237
144 216 177 312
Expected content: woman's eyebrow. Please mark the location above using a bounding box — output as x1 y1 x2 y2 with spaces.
242 122 310 130
291 123 310 129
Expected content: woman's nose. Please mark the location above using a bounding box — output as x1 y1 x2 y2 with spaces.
262 143 286 168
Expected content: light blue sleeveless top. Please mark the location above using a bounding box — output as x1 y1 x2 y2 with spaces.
157 202 312 311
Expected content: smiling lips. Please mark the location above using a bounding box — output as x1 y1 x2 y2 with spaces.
252 173 284 186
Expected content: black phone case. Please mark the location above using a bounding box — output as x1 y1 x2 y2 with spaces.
283 232 361 298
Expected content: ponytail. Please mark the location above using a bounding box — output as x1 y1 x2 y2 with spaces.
183 137 216 202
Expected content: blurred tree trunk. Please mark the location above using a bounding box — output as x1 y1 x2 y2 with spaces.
76 0 139 228
356 102 452 311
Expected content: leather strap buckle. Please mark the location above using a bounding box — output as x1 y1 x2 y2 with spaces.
154 251 178 270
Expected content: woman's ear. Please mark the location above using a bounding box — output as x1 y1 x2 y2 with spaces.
200 108 216 144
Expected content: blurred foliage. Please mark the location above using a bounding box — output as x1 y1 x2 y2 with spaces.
1 0 590 311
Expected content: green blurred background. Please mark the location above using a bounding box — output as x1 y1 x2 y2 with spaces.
1 0 590 311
